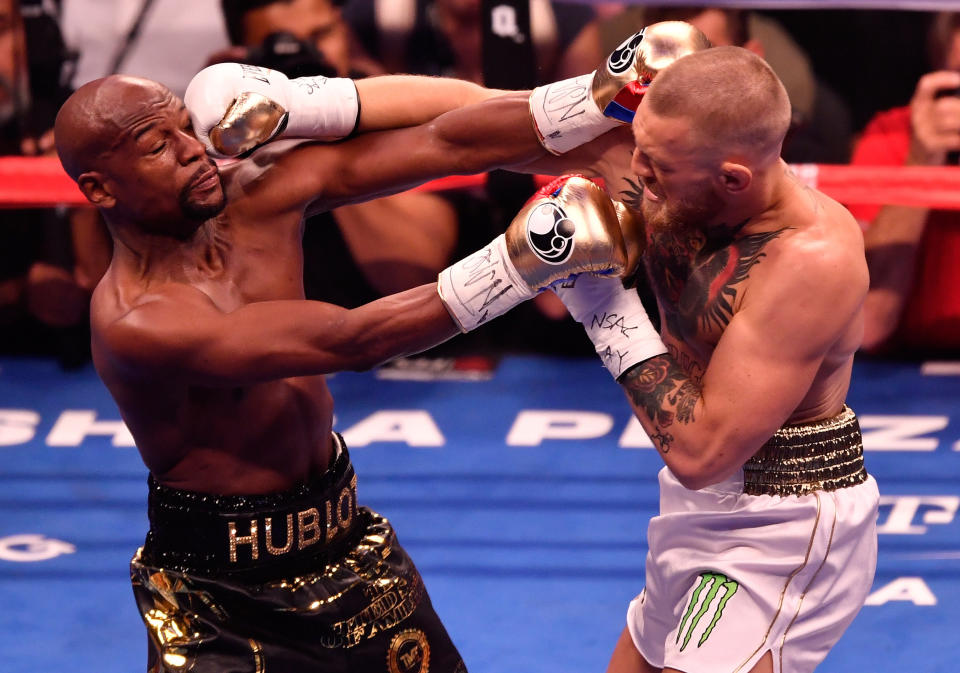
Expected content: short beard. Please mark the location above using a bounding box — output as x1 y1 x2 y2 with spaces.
642 183 724 234
179 175 226 221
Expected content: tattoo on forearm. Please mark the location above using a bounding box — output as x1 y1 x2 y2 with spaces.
621 353 702 423
667 343 704 384
650 427 674 453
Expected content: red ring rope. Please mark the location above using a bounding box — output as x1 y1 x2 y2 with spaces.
4 157 960 210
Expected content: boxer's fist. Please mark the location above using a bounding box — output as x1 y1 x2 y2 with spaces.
437 176 627 332
553 274 665 379
529 21 710 154
184 63 359 158
506 175 628 288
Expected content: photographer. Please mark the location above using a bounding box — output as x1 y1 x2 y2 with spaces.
850 11 960 355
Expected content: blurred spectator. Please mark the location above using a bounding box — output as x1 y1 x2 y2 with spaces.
849 12 960 355
60 0 229 96
343 0 601 84
217 0 460 313
598 5 853 163
0 0 108 367
340 0 603 351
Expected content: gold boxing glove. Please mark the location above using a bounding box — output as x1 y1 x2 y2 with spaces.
529 21 710 155
437 176 629 332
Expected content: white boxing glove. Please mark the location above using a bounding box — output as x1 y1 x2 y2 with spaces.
184 63 359 158
529 21 710 155
438 176 628 332
554 274 666 379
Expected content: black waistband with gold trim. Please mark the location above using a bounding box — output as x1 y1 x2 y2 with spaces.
141 433 362 580
742 406 868 497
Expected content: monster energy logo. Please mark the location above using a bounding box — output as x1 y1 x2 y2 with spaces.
676 572 739 651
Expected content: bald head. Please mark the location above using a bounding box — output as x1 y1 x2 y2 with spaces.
55 75 178 180
643 46 791 162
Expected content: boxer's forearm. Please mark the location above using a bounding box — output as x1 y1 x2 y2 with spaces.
860 205 928 351
619 350 704 458
355 75 511 132
429 90 547 171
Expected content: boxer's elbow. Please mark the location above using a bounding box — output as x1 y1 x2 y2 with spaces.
666 434 739 491
669 459 725 491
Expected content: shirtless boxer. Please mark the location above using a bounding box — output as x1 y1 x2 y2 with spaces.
531 46 879 673
51 21 692 668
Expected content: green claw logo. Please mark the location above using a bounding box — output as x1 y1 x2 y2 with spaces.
676 572 739 651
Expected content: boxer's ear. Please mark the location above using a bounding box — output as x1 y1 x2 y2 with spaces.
718 162 751 195
77 172 116 208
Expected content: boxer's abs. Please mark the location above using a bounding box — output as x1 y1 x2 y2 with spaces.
114 373 336 495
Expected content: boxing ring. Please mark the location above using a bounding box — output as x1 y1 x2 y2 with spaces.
0 171 958 673
0 353 957 672
3 0 960 666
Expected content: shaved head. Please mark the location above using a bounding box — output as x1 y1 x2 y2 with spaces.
55 75 178 181
54 75 224 234
643 46 791 163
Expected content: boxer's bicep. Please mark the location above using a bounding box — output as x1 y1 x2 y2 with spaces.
621 257 860 489
691 264 862 475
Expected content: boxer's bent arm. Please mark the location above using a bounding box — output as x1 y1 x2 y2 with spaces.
355 75 509 132
250 91 545 215
616 247 866 490
102 284 459 386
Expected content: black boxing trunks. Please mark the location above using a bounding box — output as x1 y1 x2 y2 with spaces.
131 435 466 673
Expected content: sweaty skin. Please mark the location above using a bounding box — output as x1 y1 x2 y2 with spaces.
526 121 867 489
57 75 544 496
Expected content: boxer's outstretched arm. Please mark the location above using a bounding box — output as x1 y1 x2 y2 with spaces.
102 284 459 386
617 243 866 490
354 75 509 132
245 91 546 214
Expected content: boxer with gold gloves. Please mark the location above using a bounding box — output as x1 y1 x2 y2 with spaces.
54 22 710 673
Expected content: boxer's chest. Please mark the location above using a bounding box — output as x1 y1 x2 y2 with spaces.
643 225 786 359
199 218 307 309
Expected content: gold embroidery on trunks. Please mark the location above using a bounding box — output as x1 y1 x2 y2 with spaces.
249 638 265 673
779 491 839 671
732 493 822 673
265 514 294 555
297 507 321 550
388 629 431 673
227 520 259 562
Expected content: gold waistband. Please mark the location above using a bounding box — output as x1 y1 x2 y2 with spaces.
742 406 868 496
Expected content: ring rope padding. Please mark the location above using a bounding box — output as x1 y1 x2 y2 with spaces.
5 157 960 210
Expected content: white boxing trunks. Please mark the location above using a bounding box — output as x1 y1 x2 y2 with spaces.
627 406 879 673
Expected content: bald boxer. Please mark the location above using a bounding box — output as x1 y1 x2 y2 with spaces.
53 64 637 671
528 46 879 673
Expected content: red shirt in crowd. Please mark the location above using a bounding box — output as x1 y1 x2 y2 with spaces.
849 106 960 352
